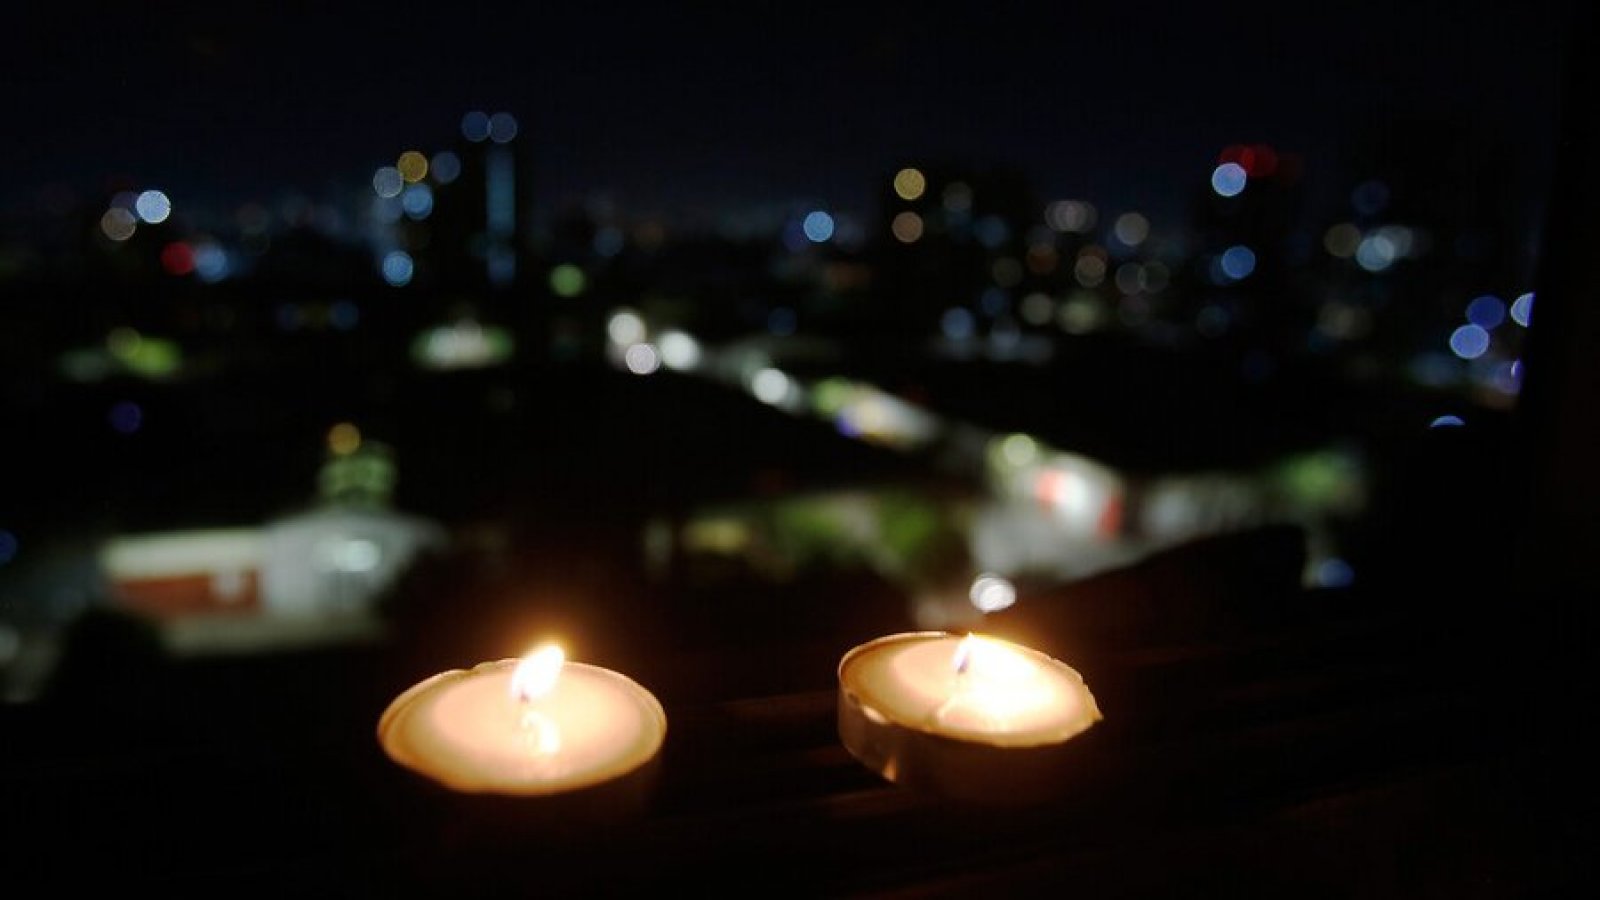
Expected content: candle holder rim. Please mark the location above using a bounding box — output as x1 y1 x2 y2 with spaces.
378 657 668 797
837 630 1102 748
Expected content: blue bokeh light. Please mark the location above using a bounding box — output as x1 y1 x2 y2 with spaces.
1219 245 1257 280
381 251 414 287
134 190 171 224
109 401 143 434
430 151 461 184
941 307 975 340
401 184 434 219
1465 295 1506 330
1211 163 1247 197
802 210 835 243
329 300 360 331
461 111 491 142
1510 292 1534 327
0 530 17 566
1430 414 1466 428
1449 324 1490 360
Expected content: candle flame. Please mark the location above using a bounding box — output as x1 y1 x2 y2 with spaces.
949 634 1039 685
953 634 976 676
511 644 565 702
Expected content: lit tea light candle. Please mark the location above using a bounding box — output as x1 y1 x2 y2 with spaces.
378 644 667 805
837 632 1101 802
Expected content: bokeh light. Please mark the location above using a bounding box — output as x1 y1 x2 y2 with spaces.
381 250 414 286
108 401 143 435
1355 232 1397 272
0 530 16 567
372 167 404 198
100 207 137 241
969 573 1017 613
401 184 434 219
941 307 975 340
328 422 362 456
461 111 491 142
751 368 792 405
1323 223 1361 258
1510 292 1534 327
1211 163 1247 197
1000 433 1038 467
624 343 661 375
397 150 429 183
891 211 924 243
431 151 462 184
1113 212 1149 247
1430 415 1466 428
160 242 195 276
1449 324 1490 359
942 182 973 213
607 309 646 345
657 331 702 370
1020 292 1055 325
893 167 926 201
134 189 171 224
488 112 519 143
550 264 586 297
802 211 835 243
1045 200 1096 233
1466 295 1506 329
193 243 231 282
1220 245 1257 280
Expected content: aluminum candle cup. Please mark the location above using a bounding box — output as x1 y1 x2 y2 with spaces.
378 647 667 824
837 632 1102 803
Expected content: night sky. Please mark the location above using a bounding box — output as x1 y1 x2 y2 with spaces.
2 1 1581 223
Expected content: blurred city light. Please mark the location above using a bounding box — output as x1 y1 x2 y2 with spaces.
802 210 835 243
397 150 428 183
1112 212 1149 247
1046 200 1096 233
893 167 926 201
488 112 519 143
134 189 172 224
657 331 702 371
430 150 461 184
1466 295 1506 329
461 111 491 142
891 211 924 243
381 251 414 286
1323 223 1361 258
1220 245 1257 280
550 264 586 297
328 422 362 456
1211 163 1247 197
372 167 404 198
108 401 144 435
607 309 647 346
624 343 662 375
100 207 137 241
1449 324 1491 360
1510 292 1534 327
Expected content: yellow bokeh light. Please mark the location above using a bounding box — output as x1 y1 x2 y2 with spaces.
891 211 924 243
328 422 362 456
893 167 927 202
397 150 429 184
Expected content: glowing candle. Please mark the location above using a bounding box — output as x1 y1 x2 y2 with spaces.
837 632 1101 802
378 644 666 804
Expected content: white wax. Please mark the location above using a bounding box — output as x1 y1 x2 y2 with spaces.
839 632 1099 747
379 659 666 795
